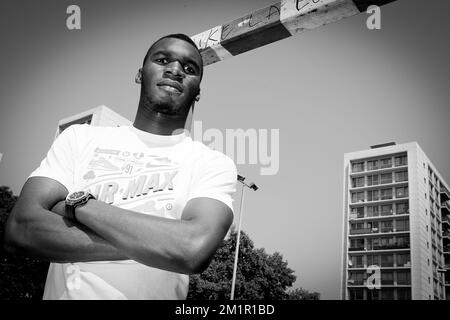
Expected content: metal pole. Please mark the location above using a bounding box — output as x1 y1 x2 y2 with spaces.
230 183 246 300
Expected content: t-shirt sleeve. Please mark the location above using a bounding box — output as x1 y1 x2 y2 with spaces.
187 151 237 213
28 125 79 192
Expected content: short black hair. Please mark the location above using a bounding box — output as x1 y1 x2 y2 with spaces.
142 33 203 78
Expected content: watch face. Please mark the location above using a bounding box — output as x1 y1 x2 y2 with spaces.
68 191 87 201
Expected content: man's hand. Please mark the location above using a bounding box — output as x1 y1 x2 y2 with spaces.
51 200 67 218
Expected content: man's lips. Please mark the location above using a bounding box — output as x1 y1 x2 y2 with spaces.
157 81 183 94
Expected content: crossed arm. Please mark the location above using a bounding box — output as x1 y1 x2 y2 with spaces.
4 176 233 274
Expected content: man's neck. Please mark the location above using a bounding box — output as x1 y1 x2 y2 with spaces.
133 101 189 136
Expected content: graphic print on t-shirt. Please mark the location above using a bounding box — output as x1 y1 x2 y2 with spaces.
81 147 180 218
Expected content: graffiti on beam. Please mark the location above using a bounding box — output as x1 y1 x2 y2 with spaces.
280 0 335 21
221 4 282 42
191 25 222 50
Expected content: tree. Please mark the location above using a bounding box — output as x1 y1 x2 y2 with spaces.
187 229 319 300
0 186 49 300
286 288 320 300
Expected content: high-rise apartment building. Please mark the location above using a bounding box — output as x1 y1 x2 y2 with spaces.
55 105 131 139
341 142 450 300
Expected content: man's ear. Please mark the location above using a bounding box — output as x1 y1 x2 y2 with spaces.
135 68 142 84
195 89 201 102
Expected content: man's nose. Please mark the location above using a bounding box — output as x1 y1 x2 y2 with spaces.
164 61 185 80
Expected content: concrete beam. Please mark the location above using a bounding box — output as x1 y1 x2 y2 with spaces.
191 0 398 66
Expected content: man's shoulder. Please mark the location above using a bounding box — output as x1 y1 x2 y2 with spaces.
64 124 127 139
189 139 236 171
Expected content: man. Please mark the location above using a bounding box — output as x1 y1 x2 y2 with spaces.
4 34 237 300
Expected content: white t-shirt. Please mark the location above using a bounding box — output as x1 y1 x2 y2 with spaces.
29 124 237 300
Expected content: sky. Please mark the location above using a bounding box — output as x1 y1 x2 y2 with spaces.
1 0 450 299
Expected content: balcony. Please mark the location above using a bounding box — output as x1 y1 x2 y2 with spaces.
380 210 394 217
442 201 450 215
348 264 365 269
349 227 409 236
441 186 450 201
443 216 450 226
349 247 366 252
373 243 410 250
349 228 373 235
347 279 365 286
443 231 450 239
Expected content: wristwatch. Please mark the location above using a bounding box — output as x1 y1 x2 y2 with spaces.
65 191 96 222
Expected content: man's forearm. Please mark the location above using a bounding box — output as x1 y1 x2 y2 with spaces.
6 202 128 263
75 200 206 274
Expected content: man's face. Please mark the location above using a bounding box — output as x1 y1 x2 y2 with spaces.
140 38 203 116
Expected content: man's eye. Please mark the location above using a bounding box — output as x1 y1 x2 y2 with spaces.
184 65 196 74
156 58 168 64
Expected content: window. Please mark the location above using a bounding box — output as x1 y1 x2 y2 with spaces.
367 220 378 229
396 187 409 198
381 271 394 284
396 271 411 285
367 289 380 300
395 171 408 182
396 219 409 232
350 255 364 268
349 271 365 285
351 192 365 203
381 254 394 267
352 177 365 188
367 205 379 217
396 202 409 214
394 155 407 167
380 173 392 184
351 222 365 231
351 207 365 218
379 237 394 249
350 238 364 250
349 288 364 300
368 237 379 250
396 236 410 248
380 204 393 216
397 288 411 300
380 188 393 200
355 255 364 268
380 158 392 169
381 220 393 232
367 175 379 186
367 190 379 201
367 254 380 267
396 253 410 267
367 160 379 171
352 162 364 173
381 288 394 300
